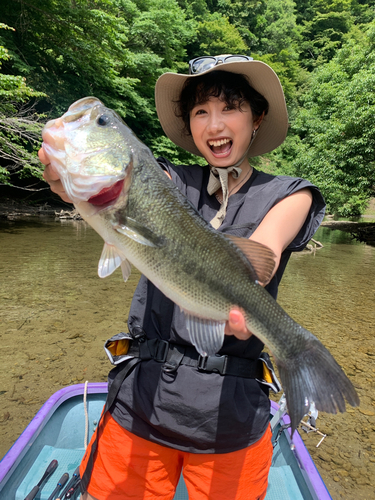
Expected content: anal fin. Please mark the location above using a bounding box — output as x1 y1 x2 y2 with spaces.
98 243 128 278
184 313 225 356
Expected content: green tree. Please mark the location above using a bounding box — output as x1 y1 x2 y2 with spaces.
176 0 210 19
194 13 248 56
0 23 45 184
300 11 353 70
211 0 302 56
258 0 302 56
0 0 196 167
208 0 303 104
289 22 375 216
295 0 375 70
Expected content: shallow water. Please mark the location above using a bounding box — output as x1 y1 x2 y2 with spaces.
0 219 374 499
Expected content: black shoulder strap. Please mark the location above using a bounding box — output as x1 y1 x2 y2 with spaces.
80 357 142 493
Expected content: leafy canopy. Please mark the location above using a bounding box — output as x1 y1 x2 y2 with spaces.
0 0 374 213
290 21 375 216
0 23 46 184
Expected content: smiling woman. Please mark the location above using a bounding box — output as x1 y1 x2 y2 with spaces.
179 70 269 171
39 56 328 500
189 97 258 168
172 70 269 229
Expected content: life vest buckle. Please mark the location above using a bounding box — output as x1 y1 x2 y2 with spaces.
198 354 228 375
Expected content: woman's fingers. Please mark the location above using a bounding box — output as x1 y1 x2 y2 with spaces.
225 309 252 340
38 147 50 166
39 149 73 203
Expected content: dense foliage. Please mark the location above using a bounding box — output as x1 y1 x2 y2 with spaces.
289 23 375 216
0 22 45 184
1 0 374 214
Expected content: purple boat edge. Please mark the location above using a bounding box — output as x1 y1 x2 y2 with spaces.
0 384 331 499
270 401 332 500
0 382 108 485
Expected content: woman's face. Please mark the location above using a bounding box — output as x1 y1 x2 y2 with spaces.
189 96 256 168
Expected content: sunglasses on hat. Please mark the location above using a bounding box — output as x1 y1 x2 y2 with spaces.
188 55 254 75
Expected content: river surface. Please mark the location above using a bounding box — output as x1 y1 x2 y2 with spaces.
0 218 374 499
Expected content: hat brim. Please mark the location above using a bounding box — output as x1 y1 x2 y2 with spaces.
155 60 288 158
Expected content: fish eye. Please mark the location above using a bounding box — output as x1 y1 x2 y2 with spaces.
97 114 110 126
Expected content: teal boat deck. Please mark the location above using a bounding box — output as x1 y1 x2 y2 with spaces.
0 385 330 500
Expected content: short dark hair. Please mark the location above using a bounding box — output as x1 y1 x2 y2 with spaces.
176 70 269 135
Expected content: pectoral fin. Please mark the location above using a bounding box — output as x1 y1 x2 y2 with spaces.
184 312 225 357
225 235 277 286
98 243 130 280
112 217 164 248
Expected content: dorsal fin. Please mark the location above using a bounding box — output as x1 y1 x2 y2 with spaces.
225 235 277 286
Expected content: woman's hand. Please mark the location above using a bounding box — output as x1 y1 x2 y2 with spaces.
225 309 251 341
38 148 73 203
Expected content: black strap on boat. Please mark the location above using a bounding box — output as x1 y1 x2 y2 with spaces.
79 357 142 493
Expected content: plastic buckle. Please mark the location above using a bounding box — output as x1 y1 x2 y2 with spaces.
198 354 228 375
131 326 146 342
155 340 169 363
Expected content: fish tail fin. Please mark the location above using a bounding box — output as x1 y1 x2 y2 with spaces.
275 334 359 434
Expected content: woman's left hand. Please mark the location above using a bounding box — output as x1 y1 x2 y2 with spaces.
225 309 252 340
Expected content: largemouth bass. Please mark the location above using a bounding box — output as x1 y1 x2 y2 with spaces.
41 97 359 432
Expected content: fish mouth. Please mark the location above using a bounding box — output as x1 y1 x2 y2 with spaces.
208 138 233 157
88 179 125 206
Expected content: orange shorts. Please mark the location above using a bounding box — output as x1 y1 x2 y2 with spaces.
80 412 273 500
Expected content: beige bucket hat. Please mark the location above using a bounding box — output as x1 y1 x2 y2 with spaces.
155 59 289 158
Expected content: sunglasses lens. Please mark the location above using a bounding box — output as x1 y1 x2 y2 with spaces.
191 57 217 74
225 56 253 63
189 55 253 74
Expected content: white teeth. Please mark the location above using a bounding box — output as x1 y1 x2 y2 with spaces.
208 138 231 147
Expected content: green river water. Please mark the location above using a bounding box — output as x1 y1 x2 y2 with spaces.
0 218 374 499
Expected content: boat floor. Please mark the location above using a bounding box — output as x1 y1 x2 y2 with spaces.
0 384 330 500
14 446 305 500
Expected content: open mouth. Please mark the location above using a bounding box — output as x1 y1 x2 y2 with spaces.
208 138 233 157
88 179 124 206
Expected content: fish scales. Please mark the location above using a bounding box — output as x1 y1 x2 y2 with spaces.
110 153 259 321
41 97 359 432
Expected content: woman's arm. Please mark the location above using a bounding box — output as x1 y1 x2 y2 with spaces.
249 188 313 272
226 188 313 340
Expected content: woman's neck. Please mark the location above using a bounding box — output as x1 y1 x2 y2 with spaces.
227 161 253 195
213 161 253 204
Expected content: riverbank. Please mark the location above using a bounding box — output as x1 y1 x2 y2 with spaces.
2 197 375 218
321 220 375 246
0 198 79 220
0 199 64 219
2 198 375 245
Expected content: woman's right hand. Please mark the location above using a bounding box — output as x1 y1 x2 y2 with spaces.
39 148 73 203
